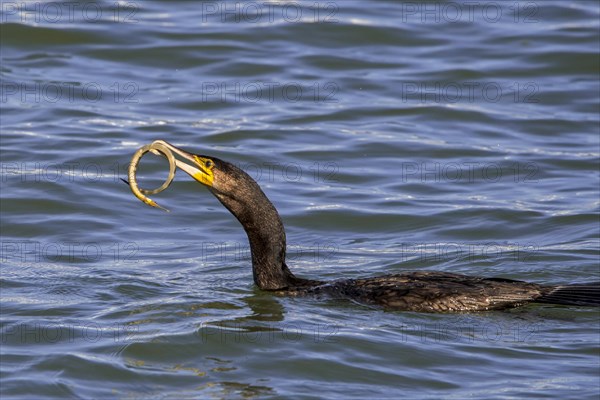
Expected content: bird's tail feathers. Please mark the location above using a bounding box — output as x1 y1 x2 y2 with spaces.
537 283 600 307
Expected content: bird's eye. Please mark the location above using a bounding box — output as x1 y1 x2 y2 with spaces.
205 160 213 169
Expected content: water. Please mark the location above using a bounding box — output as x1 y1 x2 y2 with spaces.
1 1 599 398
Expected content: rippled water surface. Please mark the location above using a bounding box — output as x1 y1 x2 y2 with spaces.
1 1 599 399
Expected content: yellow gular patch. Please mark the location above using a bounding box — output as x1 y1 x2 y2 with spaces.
193 155 214 186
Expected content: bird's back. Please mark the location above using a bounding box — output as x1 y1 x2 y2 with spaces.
291 271 549 312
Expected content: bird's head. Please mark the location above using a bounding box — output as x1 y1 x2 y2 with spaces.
149 140 267 215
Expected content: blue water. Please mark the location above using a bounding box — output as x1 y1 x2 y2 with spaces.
1 1 599 399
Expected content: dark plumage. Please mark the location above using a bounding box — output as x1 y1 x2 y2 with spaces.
290 273 599 312
132 141 600 312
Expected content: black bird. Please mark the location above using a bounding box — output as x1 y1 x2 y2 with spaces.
128 141 600 313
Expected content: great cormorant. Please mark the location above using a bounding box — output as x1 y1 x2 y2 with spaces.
126 140 599 312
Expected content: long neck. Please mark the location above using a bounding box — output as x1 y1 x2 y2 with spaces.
243 192 292 290
213 183 302 290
